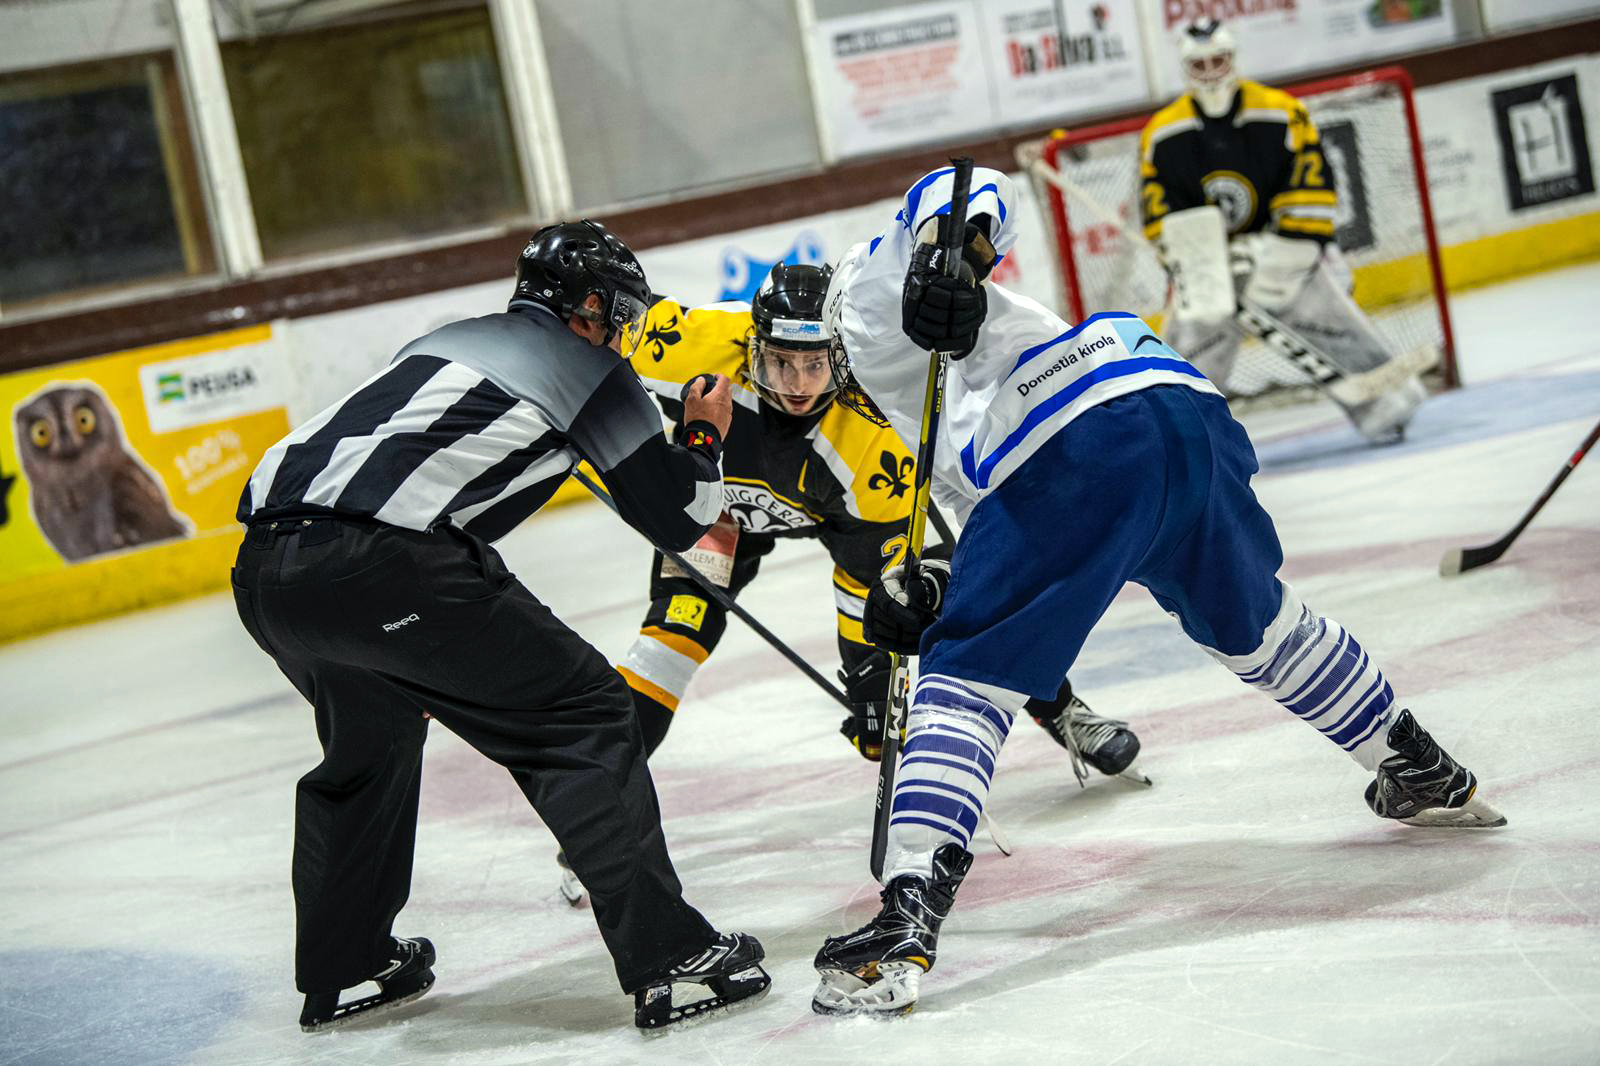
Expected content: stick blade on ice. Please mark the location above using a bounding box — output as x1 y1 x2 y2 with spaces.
1439 540 1509 577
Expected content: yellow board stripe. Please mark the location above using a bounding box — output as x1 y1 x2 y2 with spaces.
617 665 682 712
640 625 711 664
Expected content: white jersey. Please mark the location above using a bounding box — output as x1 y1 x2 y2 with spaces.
828 166 1221 520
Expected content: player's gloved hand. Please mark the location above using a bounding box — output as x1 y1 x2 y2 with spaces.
838 650 892 761
1240 232 1321 313
902 239 987 358
863 558 952 656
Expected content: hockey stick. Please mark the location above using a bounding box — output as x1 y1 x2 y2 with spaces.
1439 416 1600 577
1022 154 1416 408
576 468 1014 859
572 467 850 709
1235 299 1436 408
870 157 974 882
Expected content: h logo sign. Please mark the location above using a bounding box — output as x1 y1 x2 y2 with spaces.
1493 73 1594 212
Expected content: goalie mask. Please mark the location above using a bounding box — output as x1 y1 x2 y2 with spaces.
1180 19 1239 119
748 263 840 416
512 219 651 358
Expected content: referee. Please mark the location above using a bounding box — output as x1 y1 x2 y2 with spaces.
230 221 769 1033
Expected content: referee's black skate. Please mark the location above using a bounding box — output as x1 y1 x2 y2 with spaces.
1365 710 1506 828
812 844 973 1017
1031 691 1150 787
299 936 436 1033
633 931 770 1033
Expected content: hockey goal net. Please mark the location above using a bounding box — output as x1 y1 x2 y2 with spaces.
1019 66 1456 401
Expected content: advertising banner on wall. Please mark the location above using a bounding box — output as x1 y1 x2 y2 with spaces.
636 170 1062 318
1480 0 1600 33
1492 72 1595 212
810 0 997 160
983 0 1150 127
1148 0 1457 96
0 324 289 586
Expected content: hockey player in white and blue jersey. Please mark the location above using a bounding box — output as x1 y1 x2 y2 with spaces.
809 165 1505 1017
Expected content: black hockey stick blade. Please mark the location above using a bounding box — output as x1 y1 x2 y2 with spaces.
1440 415 1600 577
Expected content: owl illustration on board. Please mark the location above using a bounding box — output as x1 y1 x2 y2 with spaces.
14 384 190 562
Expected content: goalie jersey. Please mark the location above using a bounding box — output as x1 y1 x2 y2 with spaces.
628 297 919 646
1139 80 1338 244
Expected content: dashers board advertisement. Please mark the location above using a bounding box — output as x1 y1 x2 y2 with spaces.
810 0 996 160
1148 0 1458 95
0 324 289 584
986 0 1150 127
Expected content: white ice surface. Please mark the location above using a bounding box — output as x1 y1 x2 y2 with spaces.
3 262 1599 1066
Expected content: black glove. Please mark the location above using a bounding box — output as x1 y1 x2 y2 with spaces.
863 558 952 656
838 650 892 761
902 239 988 358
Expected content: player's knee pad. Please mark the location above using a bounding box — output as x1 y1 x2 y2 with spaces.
616 624 712 718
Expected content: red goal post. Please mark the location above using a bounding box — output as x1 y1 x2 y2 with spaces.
1021 66 1458 399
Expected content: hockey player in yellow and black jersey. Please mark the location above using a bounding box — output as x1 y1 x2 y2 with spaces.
1138 19 1428 443
615 263 1141 773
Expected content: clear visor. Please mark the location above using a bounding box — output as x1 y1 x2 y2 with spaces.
749 337 838 415
609 290 650 359
1184 51 1233 86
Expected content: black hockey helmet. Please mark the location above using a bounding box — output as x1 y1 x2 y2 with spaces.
747 262 841 415
512 219 652 357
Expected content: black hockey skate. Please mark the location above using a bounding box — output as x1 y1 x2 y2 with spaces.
1030 691 1150 787
1365 710 1506 828
299 936 436 1033
812 844 973 1017
633 932 770 1033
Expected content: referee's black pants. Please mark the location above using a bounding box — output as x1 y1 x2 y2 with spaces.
230 516 715 995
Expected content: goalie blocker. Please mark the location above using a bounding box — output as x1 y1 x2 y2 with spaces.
1159 205 1433 442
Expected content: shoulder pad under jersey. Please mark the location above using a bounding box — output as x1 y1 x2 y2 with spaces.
1141 95 1200 163
628 299 753 395
1235 82 1306 126
810 403 918 525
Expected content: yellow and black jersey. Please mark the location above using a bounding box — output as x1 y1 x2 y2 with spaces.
626 297 919 646
1139 81 1338 244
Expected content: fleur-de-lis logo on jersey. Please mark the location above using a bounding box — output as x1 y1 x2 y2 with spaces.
867 451 913 498
644 314 683 362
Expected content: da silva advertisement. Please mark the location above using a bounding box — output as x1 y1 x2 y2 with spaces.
0 324 290 584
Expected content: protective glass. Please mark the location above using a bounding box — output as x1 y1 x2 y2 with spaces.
608 288 650 358
749 337 839 414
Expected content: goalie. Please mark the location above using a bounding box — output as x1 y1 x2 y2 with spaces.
1141 18 1428 443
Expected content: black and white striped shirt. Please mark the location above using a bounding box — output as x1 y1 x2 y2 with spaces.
239 304 724 549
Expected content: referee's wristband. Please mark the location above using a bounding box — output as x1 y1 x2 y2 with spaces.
681 419 723 463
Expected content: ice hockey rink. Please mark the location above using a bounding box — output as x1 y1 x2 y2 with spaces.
3 260 1598 1066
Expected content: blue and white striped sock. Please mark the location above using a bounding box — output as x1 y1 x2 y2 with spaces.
1208 585 1397 770
882 674 1023 881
